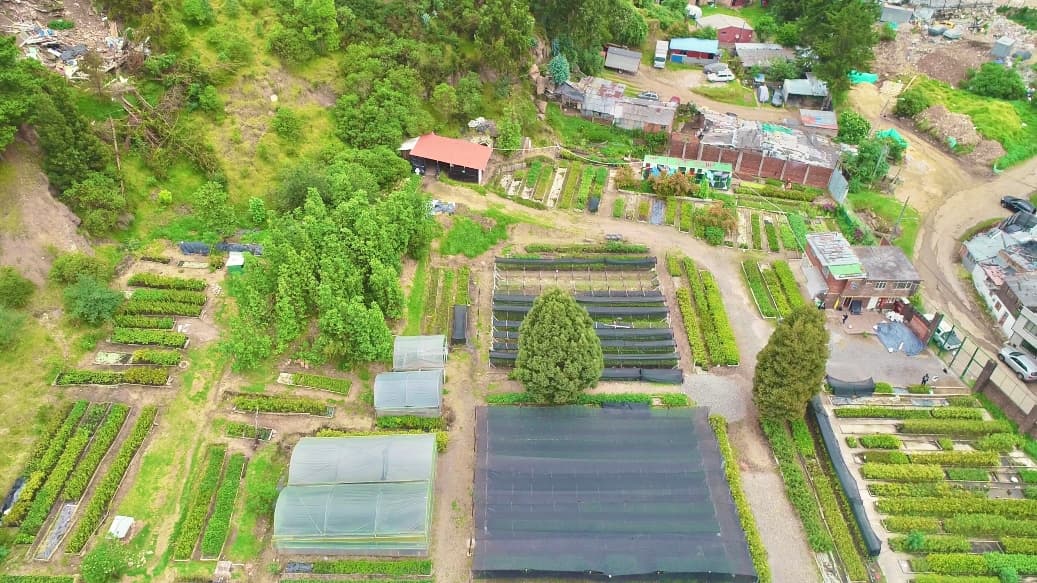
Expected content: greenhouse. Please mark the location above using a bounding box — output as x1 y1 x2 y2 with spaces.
273 435 436 555
393 335 447 371
373 370 443 417
473 406 755 580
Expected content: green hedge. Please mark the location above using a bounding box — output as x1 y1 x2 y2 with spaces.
931 408 985 420
685 260 738 365
310 559 432 575
760 266 790 317
889 534 971 552
131 349 182 365
899 419 1014 436
764 221 780 252
878 496 1037 519
859 435 902 449
788 213 808 248
66 406 156 552
708 416 771 583
944 515 1037 538
113 315 175 329
127 273 206 290
883 515 940 533
874 382 894 394
927 553 1037 576
232 394 326 416
200 453 246 557
908 451 1001 467
62 404 130 500
734 184 818 202
123 367 170 385
750 213 762 250
1001 536 1037 555
130 289 207 305
742 261 778 319
119 299 202 316
790 419 815 459
861 450 908 464
676 287 710 366
860 462 945 482
869 482 984 498
54 370 122 385
172 445 227 559
112 327 188 347
760 420 832 551
945 468 991 481
804 457 867 580
0 577 77 582
912 577 999 583
834 406 933 419
772 261 804 308
975 433 1024 452
289 373 352 395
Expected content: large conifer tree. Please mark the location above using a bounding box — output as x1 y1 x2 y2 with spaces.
752 306 830 420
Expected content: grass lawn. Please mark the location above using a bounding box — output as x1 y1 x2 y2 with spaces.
912 75 1037 168
692 82 757 107
701 4 769 27
545 103 651 161
226 442 285 562
403 256 429 335
441 209 519 258
847 191 920 258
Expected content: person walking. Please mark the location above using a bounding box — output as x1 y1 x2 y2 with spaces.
921 373 930 386
842 314 849 325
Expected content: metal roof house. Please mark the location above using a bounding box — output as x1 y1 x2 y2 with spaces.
734 43 794 68
558 76 626 120
374 370 443 418
805 232 921 310
604 46 641 74
273 435 436 555
783 74 829 109
393 335 448 371
400 134 493 184
697 14 754 45
669 38 720 65
615 98 677 133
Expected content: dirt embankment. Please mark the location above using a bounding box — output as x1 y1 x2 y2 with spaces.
0 140 93 284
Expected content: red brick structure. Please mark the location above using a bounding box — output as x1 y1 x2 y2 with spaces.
804 232 922 310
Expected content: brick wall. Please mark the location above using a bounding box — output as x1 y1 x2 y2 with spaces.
661 138 836 190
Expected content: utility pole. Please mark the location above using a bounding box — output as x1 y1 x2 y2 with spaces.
894 195 911 237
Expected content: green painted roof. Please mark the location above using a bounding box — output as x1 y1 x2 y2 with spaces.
829 263 865 278
643 155 733 173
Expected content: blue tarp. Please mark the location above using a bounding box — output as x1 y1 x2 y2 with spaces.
178 241 264 256
848 70 878 84
875 321 924 356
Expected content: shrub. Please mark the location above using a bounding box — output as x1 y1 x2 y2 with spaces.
64 277 123 325
111 328 187 347
232 394 326 415
859 435 901 449
945 515 1037 538
694 266 738 365
908 384 932 395
182 0 215 24
962 63 1027 100
172 445 227 559
63 405 129 500
127 273 206 290
834 406 931 419
130 349 181 365
874 382 894 394
845 436 859 447
1021 469 1037 484
375 416 445 431
1001 537 1037 555
790 419 815 459
0 267 34 308
900 419 1014 436
289 373 351 395
870 482 983 498
932 407 984 420
860 462 944 482
50 252 111 284
760 420 832 551
761 267 790 317
926 554 992 576
884 515 940 533
742 260 778 319
939 437 955 450
129 289 207 305
611 198 626 218
666 254 682 277
909 451 1000 467
772 261 804 309
836 111 871 145
879 496 1037 519
895 86 930 118
272 107 302 140
707 416 771 583
113 315 174 329
81 540 128 583
675 288 709 367
946 468 992 481
862 450 909 464
750 213 762 249
949 396 982 407
200 453 246 557
65 407 157 552
889 534 971 553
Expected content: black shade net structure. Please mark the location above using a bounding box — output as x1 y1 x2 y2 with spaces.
494 293 665 305
810 396 882 556
493 304 671 318
451 305 468 345
826 375 876 398
473 406 755 580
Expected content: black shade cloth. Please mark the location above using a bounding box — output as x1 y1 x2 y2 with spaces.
473 406 756 580
826 375 876 397
451 305 468 345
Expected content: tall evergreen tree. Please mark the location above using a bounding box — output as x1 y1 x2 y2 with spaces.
514 288 603 404
752 306 830 421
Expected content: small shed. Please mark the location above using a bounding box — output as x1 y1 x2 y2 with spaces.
374 370 443 417
783 74 829 109
604 46 641 74
226 251 245 274
451 305 468 345
697 14 754 45
393 335 448 371
668 38 720 65
108 516 134 539
880 4 914 25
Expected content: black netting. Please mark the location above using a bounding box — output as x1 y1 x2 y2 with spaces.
215 242 264 255
494 304 670 318
474 406 756 581
495 256 657 268
641 369 684 384
826 375 875 397
493 329 674 341
588 195 601 213
489 350 676 368
178 241 211 255
492 340 676 353
810 396 882 556
493 294 664 305
451 305 468 345
600 368 643 380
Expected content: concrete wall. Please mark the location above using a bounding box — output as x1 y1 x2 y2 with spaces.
669 136 833 189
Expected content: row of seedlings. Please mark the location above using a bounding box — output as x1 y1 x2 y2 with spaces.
679 258 739 366
833 395 1037 580
422 267 458 337
170 445 248 560
490 256 679 373
741 259 806 319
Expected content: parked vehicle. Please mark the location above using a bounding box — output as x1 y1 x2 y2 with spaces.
998 346 1037 381
706 71 736 83
1001 195 1035 214
771 89 784 107
636 91 660 101
931 321 962 352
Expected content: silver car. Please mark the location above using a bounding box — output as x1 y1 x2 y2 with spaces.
998 346 1037 381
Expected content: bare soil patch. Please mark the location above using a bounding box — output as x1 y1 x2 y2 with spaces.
916 41 991 86
917 104 980 147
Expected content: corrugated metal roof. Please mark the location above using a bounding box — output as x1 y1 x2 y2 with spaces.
807 232 865 279
880 4 914 24
733 43 793 67
643 155 733 173
576 76 626 117
669 37 720 54
410 134 492 171
697 14 753 30
800 108 838 130
784 75 829 98
615 98 677 126
855 246 921 282
604 46 641 73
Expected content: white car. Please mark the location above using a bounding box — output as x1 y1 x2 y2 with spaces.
706 71 735 83
998 346 1037 382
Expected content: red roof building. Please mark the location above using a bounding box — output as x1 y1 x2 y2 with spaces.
401 133 493 184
